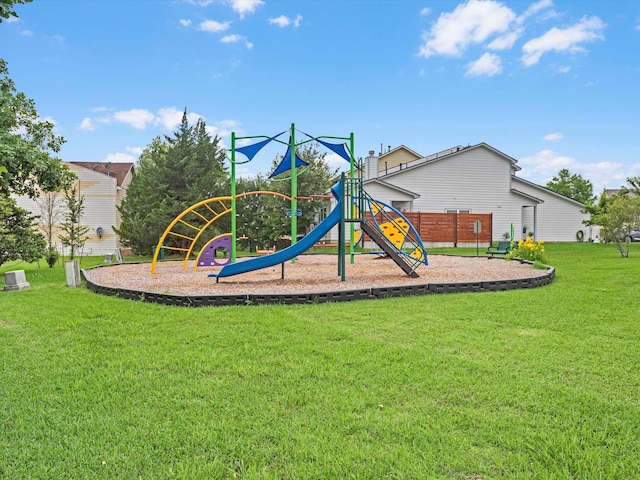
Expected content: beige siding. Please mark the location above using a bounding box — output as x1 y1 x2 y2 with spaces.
382 147 527 241
513 179 589 242
379 149 421 173
12 164 121 256
70 164 119 255
363 145 589 242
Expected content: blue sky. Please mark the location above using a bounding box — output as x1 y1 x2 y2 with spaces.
2 0 639 192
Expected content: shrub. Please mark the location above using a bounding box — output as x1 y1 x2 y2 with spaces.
45 247 59 268
507 237 546 263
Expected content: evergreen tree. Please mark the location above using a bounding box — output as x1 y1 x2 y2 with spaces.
546 168 595 205
0 195 46 266
116 110 229 255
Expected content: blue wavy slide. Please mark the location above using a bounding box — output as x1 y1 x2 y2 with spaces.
209 184 342 279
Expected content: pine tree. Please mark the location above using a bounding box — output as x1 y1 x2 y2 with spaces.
116 110 229 255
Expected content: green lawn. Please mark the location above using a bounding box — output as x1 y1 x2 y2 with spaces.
1 243 639 479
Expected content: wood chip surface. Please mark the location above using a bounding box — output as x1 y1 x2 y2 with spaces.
84 254 548 296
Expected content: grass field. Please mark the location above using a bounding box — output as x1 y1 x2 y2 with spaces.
1 243 639 479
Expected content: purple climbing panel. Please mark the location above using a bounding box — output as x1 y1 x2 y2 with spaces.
197 234 232 267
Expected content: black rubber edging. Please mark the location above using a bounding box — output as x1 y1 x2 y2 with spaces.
81 262 555 308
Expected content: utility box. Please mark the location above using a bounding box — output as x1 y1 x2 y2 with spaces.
65 260 81 287
4 270 30 291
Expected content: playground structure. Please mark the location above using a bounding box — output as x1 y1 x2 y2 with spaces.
151 125 428 280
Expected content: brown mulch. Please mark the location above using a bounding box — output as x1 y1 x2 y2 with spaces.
83 254 547 296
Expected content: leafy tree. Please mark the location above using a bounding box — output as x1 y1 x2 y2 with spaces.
590 193 640 257
0 195 46 266
235 175 280 251
0 0 31 22
626 175 640 195
1 60 73 198
546 168 595 205
1 36 73 266
58 186 89 260
36 192 63 267
116 110 229 255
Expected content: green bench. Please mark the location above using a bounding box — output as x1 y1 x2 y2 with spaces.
486 241 511 257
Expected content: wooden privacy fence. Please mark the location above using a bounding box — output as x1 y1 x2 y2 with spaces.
364 212 492 246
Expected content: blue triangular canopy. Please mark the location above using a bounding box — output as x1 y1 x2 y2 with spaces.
235 130 285 161
269 145 308 178
317 139 352 163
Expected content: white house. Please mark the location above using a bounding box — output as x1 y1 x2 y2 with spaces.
14 162 134 256
338 143 588 245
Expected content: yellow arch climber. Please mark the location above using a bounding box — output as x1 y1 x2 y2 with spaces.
151 191 292 273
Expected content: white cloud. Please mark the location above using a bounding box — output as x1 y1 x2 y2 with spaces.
126 146 144 156
221 34 253 48
154 107 202 130
517 149 632 190
20 29 33 36
228 0 264 18
465 52 502 77
82 107 220 133
221 34 242 43
199 19 232 33
104 152 137 163
420 7 431 16
179 19 192 27
544 132 563 142
325 153 349 172
519 149 577 174
269 14 303 28
41 116 57 126
418 0 516 58
487 28 522 50
217 119 240 129
521 16 605 67
78 117 95 131
206 119 241 148
113 109 155 129
519 0 554 22
6 16 18 23
557 65 571 74
183 0 214 6
269 15 289 28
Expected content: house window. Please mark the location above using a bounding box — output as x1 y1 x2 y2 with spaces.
392 201 411 212
446 209 470 213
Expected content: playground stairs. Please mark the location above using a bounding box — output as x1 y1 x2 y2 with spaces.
360 220 421 278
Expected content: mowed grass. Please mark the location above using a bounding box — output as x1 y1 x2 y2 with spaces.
1 243 639 479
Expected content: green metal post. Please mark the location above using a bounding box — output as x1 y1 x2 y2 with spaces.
339 173 346 281
230 131 237 263
349 132 355 264
290 123 297 253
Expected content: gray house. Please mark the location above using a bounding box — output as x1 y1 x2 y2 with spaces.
355 143 588 245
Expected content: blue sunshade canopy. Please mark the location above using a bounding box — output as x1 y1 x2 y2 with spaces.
235 130 286 161
317 139 352 163
269 145 308 178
